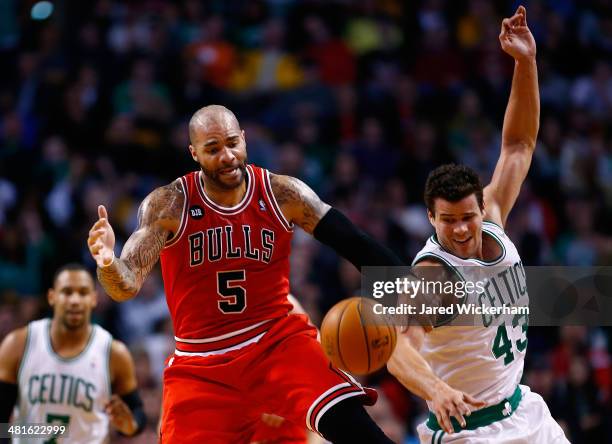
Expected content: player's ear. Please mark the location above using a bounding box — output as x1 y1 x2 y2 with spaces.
188 144 198 162
242 129 246 143
427 209 435 227
47 288 56 307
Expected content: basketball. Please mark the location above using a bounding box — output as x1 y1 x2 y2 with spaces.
320 297 397 375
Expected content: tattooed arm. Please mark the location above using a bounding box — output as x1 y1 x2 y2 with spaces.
270 173 404 268
270 174 330 233
87 180 184 301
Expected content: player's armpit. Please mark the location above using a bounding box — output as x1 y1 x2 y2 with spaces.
97 181 184 300
269 173 330 234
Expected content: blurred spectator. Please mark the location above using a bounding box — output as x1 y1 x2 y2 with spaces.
184 15 236 89
230 19 304 93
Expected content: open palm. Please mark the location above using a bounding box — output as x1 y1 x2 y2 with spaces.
499 6 536 60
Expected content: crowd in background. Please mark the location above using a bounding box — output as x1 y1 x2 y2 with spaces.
0 0 611 442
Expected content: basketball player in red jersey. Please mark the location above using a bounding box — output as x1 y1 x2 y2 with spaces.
87 105 404 443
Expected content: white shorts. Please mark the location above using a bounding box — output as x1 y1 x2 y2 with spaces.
417 385 570 443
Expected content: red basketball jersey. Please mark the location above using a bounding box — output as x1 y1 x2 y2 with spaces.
159 164 293 353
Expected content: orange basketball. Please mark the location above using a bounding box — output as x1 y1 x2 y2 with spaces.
320 297 397 375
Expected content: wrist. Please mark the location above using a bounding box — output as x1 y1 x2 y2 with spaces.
431 378 449 398
514 55 536 65
100 252 116 269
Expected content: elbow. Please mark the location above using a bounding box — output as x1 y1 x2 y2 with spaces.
107 287 139 303
502 139 535 153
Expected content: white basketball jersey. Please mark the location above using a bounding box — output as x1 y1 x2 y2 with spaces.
13 319 113 444
413 221 529 406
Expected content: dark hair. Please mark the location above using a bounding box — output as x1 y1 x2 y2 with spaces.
424 164 484 214
52 263 93 287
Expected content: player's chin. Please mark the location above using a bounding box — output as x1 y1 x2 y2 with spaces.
217 169 245 188
453 238 474 257
64 315 86 329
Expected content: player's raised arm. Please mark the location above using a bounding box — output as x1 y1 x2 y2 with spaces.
87 181 184 301
269 173 405 268
484 6 539 227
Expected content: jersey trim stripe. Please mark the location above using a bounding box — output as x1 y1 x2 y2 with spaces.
413 252 465 281
45 319 97 363
262 169 293 232
428 227 507 266
174 319 273 353
483 220 504 230
164 176 189 249
195 166 255 215
174 331 266 357
175 319 271 343
307 383 366 435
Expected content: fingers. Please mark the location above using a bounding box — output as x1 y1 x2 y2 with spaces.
98 205 108 220
435 410 454 435
87 228 106 245
105 395 125 415
450 406 466 429
500 17 510 36
517 5 526 23
106 395 132 429
463 393 486 408
90 217 109 230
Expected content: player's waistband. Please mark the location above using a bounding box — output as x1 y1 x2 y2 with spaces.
174 319 274 356
426 385 522 433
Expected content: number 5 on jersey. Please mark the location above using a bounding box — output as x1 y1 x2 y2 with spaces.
217 271 247 314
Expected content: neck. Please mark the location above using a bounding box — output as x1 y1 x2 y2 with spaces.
201 171 247 207
50 318 91 350
475 237 483 260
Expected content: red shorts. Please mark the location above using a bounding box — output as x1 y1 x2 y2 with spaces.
250 418 307 444
160 314 374 443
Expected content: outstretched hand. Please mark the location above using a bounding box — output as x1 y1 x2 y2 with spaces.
430 380 486 434
499 6 536 61
88 205 116 268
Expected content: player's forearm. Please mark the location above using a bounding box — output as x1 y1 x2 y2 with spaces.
502 57 539 150
97 259 142 302
313 208 405 269
387 337 442 401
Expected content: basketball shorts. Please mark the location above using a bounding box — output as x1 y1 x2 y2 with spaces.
161 314 376 443
417 385 570 443
249 418 308 444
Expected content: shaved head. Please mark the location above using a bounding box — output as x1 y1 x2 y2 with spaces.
189 105 240 145
187 104 248 191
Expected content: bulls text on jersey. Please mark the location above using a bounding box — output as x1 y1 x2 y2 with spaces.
188 225 275 266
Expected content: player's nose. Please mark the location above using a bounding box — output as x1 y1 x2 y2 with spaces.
454 223 469 235
67 291 82 304
220 147 236 163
